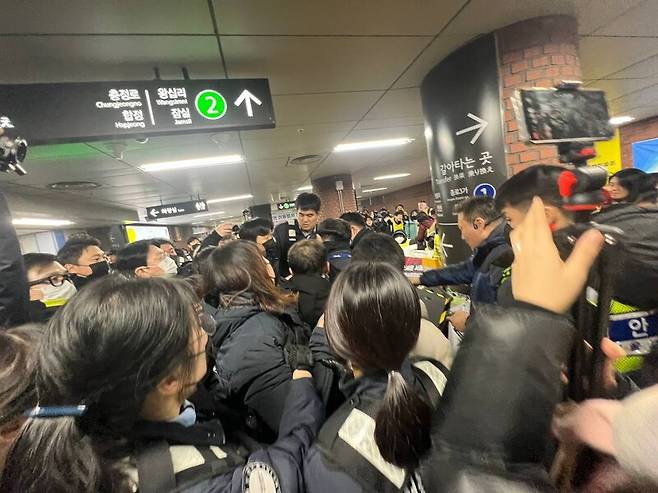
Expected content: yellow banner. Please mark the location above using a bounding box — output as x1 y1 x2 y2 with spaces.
589 129 622 175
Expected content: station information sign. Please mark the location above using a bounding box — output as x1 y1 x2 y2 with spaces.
146 200 208 220
0 79 274 145
421 34 508 263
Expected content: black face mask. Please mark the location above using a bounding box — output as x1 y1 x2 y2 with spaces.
89 260 110 279
261 238 277 261
410 214 418 221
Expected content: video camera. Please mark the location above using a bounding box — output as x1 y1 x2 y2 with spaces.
513 83 621 401
0 115 28 176
513 81 613 213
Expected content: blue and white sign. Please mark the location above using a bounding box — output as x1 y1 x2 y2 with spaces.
474 183 496 197
632 138 658 172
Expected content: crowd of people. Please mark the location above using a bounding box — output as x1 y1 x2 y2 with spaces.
1 166 657 492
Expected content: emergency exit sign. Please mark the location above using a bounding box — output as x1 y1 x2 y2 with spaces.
0 79 275 145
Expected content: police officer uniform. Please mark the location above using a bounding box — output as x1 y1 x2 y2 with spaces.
273 219 317 276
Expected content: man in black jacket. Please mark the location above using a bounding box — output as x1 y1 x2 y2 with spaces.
273 193 321 276
340 211 376 250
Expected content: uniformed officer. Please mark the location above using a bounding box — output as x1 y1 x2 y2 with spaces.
273 192 321 277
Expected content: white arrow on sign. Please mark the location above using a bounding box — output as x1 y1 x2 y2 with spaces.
455 113 489 144
234 90 262 118
148 208 160 218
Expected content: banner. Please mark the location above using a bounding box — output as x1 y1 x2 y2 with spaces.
632 137 658 172
590 129 622 175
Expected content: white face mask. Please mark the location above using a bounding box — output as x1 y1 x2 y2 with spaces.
158 255 178 276
41 280 77 302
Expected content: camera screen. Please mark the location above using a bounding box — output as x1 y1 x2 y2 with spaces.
517 88 613 143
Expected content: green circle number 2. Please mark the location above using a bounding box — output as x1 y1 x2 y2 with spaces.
195 90 227 120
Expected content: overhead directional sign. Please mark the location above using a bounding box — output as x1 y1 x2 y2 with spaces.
0 79 275 145
421 34 507 263
146 200 208 220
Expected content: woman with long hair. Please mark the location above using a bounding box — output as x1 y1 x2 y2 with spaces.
1 276 321 493
606 168 646 204
204 240 305 441
303 262 448 492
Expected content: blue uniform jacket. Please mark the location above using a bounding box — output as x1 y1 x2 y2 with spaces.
420 222 511 304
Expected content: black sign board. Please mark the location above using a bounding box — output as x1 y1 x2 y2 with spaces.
276 200 296 211
421 34 507 263
0 79 275 145
146 200 208 220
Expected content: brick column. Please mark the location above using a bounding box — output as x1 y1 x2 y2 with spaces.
311 174 357 219
497 15 582 175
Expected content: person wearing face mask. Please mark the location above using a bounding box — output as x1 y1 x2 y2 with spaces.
152 238 185 267
57 234 110 290
115 240 178 278
23 253 77 322
0 277 321 493
238 217 280 279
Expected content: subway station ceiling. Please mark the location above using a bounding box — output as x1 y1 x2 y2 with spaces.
1 0 655 228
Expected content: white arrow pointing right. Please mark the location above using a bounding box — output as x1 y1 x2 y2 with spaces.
234 90 262 117
456 113 489 144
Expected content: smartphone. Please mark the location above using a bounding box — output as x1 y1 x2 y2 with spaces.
513 87 614 144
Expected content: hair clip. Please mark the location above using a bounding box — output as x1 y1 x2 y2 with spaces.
24 405 87 418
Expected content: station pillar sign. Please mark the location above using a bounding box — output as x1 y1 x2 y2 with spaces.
421 34 508 263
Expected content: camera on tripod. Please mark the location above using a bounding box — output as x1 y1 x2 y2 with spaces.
0 115 28 176
512 81 614 212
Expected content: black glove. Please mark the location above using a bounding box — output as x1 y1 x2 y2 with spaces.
285 343 314 372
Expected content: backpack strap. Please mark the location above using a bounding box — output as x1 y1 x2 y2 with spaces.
135 441 246 493
135 440 176 493
315 399 408 493
410 359 449 409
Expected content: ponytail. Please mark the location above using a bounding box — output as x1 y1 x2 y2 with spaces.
1 417 131 493
374 370 432 469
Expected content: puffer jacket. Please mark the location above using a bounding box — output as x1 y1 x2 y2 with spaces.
419 302 575 492
593 204 658 310
209 295 294 439
420 221 512 304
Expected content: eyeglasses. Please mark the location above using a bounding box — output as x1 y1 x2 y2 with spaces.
28 273 71 288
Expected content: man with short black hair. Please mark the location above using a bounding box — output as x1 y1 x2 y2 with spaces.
23 253 77 322
351 232 405 272
115 240 178 278
281 240 330 328
418 196 511 310
273 192 321 276
340 211 376 250
317 218 352 282
57 235 109 290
